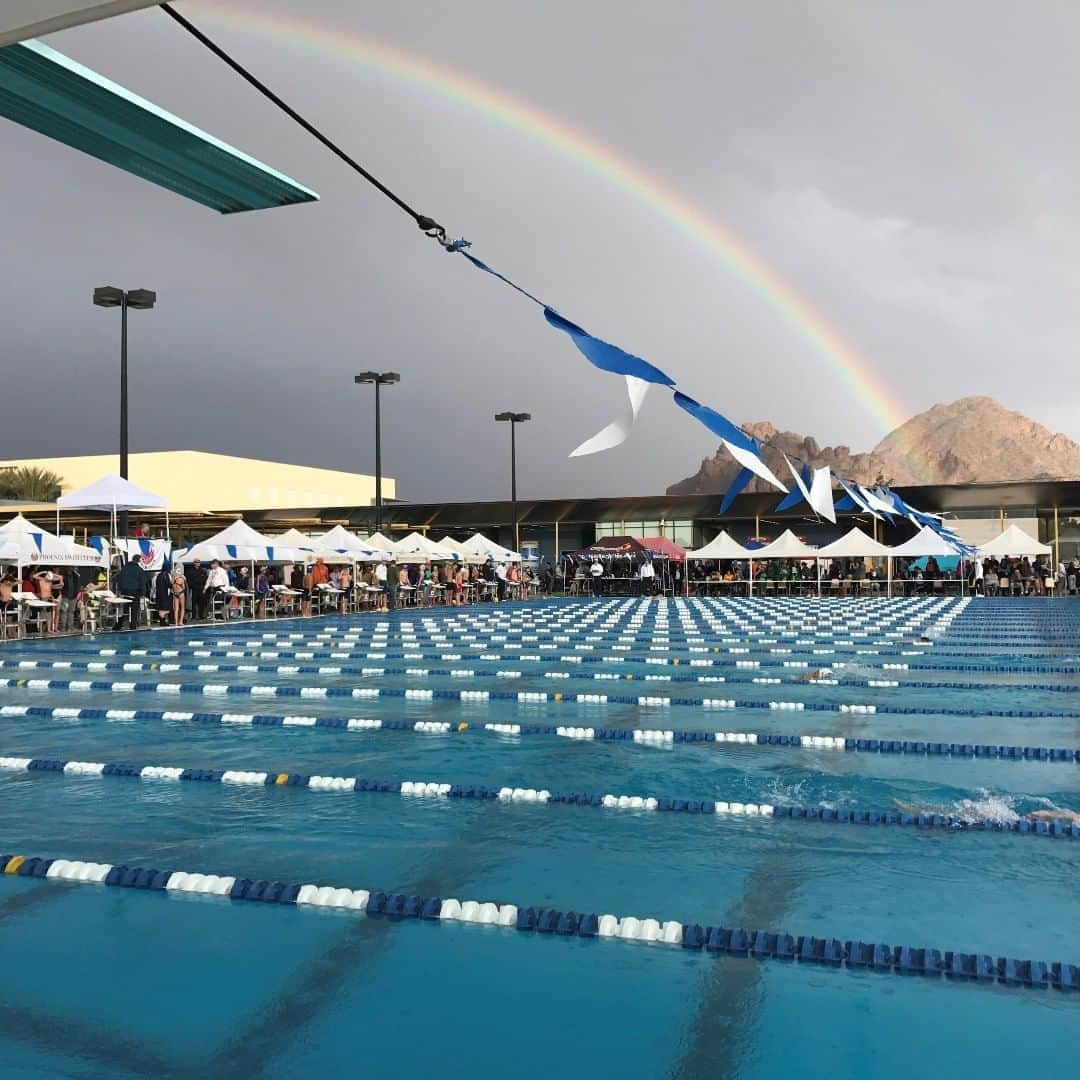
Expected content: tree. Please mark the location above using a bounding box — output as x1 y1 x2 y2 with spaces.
0 466 64 502
872 471 894 488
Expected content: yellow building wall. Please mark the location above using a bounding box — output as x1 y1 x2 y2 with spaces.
0 452 394 513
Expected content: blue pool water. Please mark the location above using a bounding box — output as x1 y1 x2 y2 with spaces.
0 596 1077 1077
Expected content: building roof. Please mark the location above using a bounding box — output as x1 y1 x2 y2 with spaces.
0 2 159 47
1 451 393 515
0 38 318 213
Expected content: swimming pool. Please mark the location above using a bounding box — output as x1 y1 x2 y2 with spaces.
0 596 1076 1077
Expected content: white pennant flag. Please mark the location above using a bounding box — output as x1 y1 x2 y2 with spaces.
808 466 836 523
857 484 898 516
569 375 649 457
725 441 787 492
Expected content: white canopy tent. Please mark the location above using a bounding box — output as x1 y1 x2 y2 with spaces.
0 514 105 567
55 473 169 540
438 536 485 564
175 519 306 564
685 531 753 560
311 525 392 562
391 532 460 563
816 527 893 559
751 530 819 559
976 524 1051 558
460 533 522 563
363 532 398 557
890 526 963 559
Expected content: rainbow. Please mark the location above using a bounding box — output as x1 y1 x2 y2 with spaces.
189 3 916 459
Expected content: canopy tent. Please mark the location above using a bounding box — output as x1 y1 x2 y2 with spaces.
568 536 656 564
751 530 819 559
391 532 460 563
175 519 306 564
640 536 686 562
311 525 392 562
438 537 485 564
890 525 963 558
816 527 893 559
976 524 1051 558
0 514 104 566
56 473 166 512
363 532 399 557
459 533 522 563
685 531 752 560
56 472 168 538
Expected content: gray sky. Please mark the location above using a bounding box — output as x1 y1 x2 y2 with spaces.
4 0 1080 501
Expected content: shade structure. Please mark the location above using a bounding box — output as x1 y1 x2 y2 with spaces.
175 519 305 564
685 530 752 560
0 513 105 565
0 39 319 213
311 525 391 562
752 529 818 559
640 536 686 561
438 536 485 564
976 524 1051 558
889 525 963 559
460 533 522 563
0 3 159 47
816 527 893 559
56 473 165 511
391 532 460 563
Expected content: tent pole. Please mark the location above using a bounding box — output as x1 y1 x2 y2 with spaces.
1053 506 1060 572
816 557 821 598
748 557 754 598
887 557 892 599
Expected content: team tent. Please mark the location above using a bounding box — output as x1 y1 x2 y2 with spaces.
391 532 460 563
460 533 522 563
0 514 104 567
438 537 485 564
890 525 964 558
976 524 1052 558
685 531 753 561
311 525 391 562
174 519 306 564
816 526 893 559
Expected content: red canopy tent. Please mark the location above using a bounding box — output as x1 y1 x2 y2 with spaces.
641 536 686 562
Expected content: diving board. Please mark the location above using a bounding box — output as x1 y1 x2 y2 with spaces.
0 38 319 213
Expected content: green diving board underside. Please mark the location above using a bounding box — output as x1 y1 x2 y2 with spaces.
0 38 318 213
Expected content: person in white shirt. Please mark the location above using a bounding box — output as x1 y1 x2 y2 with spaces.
639 558 656 597
589 559 604 597
495 561 509 602
203 560 229 612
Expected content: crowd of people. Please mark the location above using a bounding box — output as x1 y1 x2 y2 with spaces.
0 553 541 634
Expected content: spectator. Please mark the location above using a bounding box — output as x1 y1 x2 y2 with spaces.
186 558 208 620
203 559 229 618
60 565 81 633
116 557 149 629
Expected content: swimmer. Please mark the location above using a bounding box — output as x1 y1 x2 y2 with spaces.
892 798 1080 824
798 668 833 683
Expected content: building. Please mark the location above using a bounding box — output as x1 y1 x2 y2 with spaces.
240 478 1080 564
0 452 394 514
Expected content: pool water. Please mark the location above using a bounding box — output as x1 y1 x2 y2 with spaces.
0 596 1077 1078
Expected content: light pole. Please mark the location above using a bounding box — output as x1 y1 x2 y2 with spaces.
355 372 400 533
495 411 530 551
94 286 156 537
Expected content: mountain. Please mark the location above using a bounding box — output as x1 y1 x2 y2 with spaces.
667 396 1080 495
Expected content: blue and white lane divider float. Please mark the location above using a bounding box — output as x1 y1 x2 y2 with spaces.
1 852 1074 992
6 657 1079 696
2 755 1076 839
5 674 1080 724
2 704 1077 763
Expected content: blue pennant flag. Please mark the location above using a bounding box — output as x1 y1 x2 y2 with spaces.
672 392 753 450
226 544 238 560
543 309 675 386
718 467 753 515
835 495 857 511
775 464 811 512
